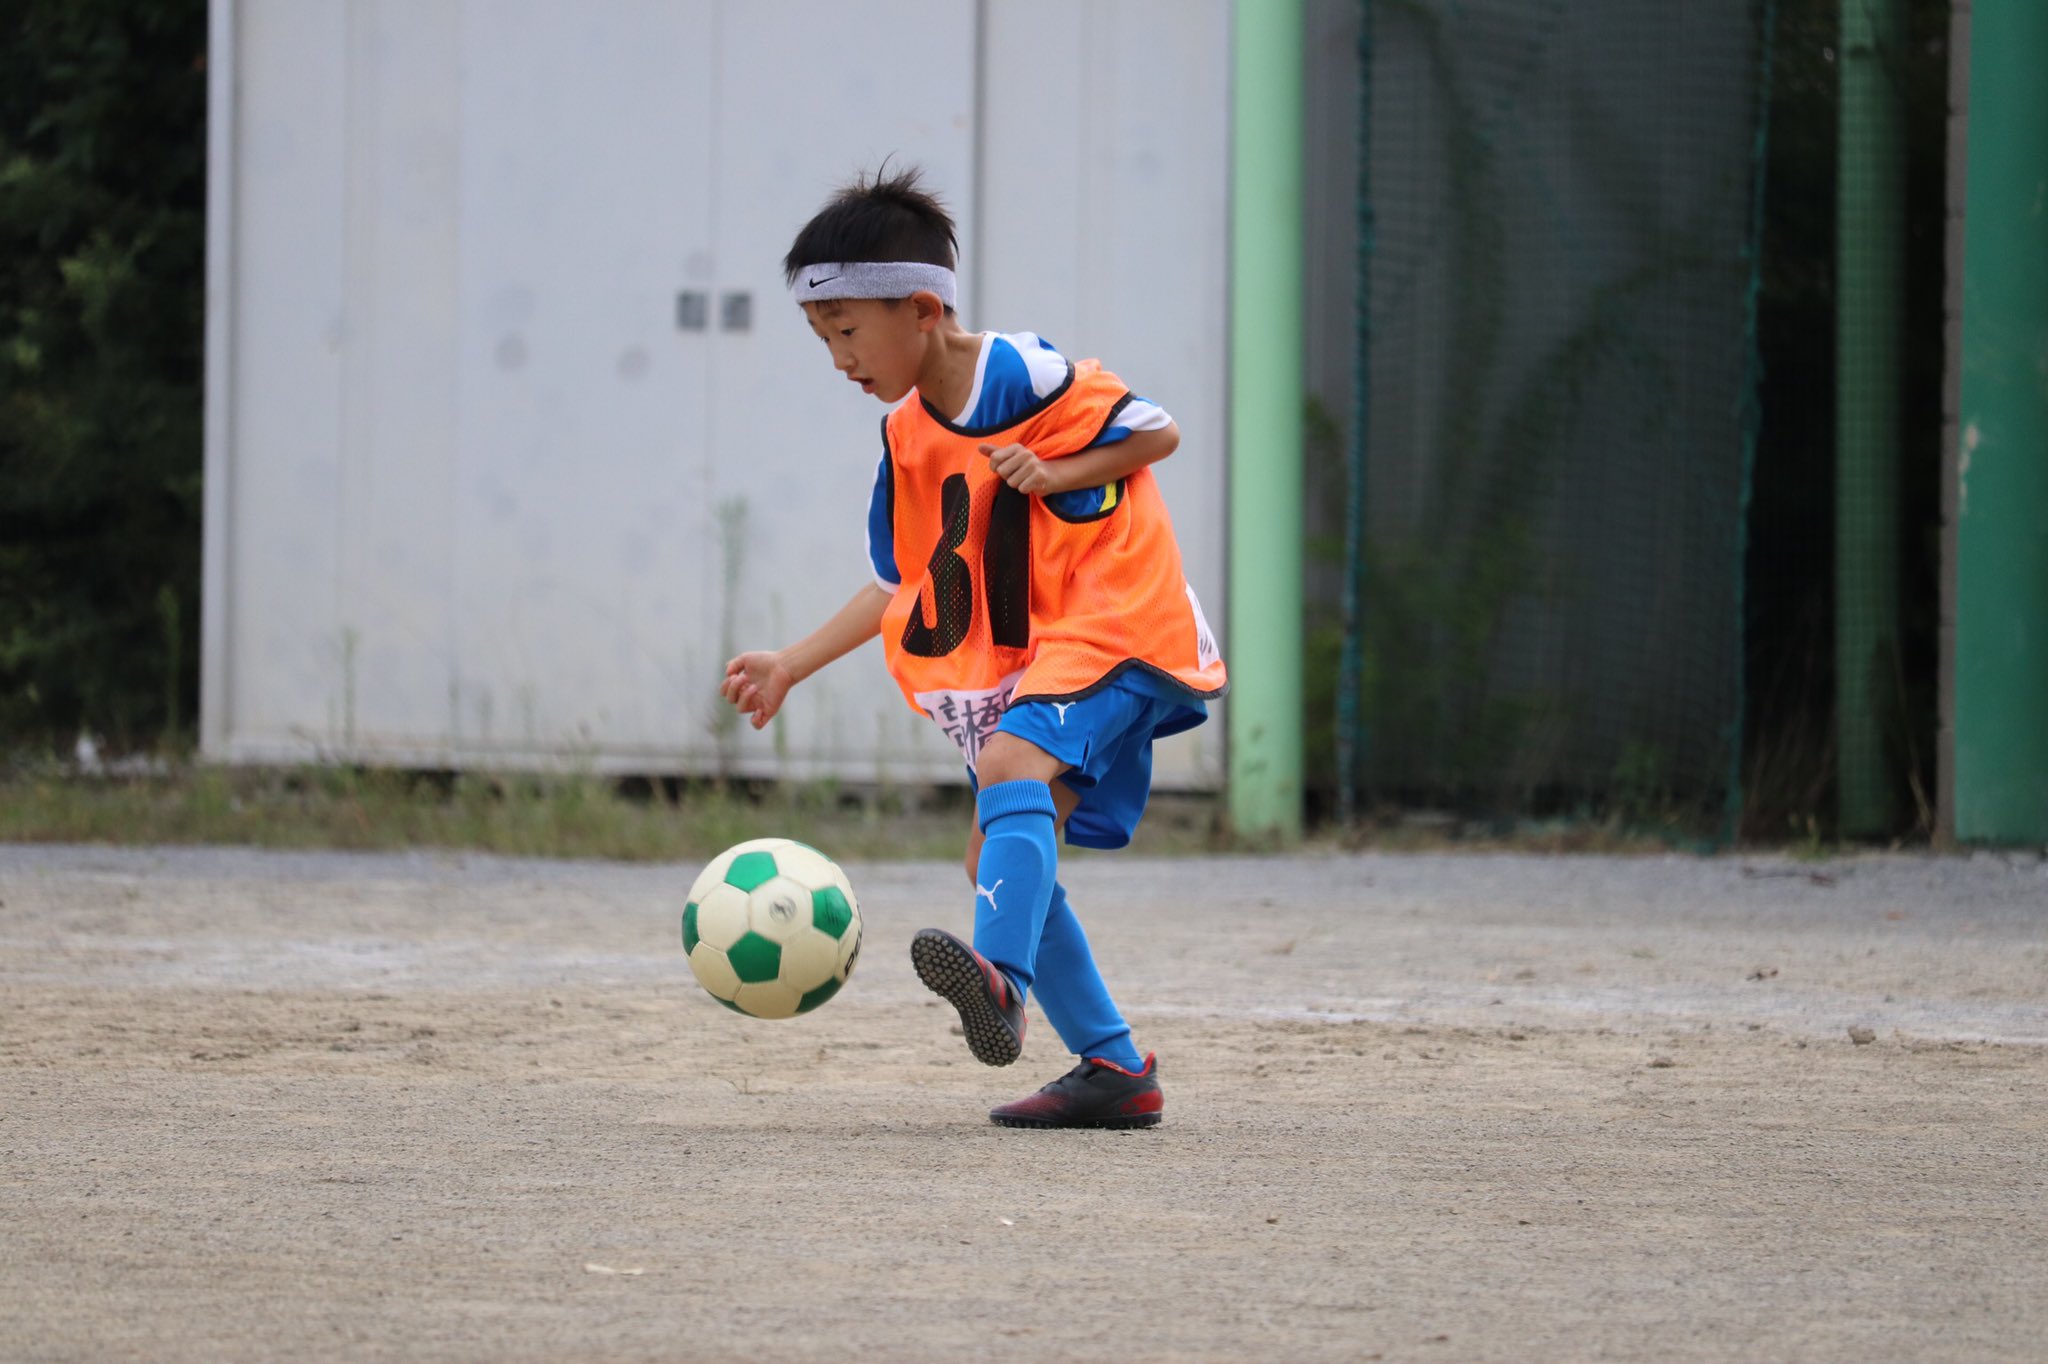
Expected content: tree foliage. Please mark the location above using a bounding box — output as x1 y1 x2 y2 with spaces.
1 0 206 750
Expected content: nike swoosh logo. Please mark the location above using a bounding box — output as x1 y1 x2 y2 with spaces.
808 275 840 289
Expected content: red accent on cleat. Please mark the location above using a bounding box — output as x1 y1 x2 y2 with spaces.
1085 1053 1155 1079
1118 1089 1165 1117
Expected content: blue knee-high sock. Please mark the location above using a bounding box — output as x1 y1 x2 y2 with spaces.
1031 880 1144 1070
972 780 1058 997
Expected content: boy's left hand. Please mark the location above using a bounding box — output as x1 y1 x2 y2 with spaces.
980 441 1064 496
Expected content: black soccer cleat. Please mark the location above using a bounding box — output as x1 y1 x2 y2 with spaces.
988 1054 1163 1130
911 927 1026 1066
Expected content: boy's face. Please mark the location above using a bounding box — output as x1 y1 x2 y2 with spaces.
801 296 935 404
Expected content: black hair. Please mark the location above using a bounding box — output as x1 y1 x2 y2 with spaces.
782 163 959 288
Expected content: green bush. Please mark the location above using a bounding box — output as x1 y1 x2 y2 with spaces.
1 0 207 751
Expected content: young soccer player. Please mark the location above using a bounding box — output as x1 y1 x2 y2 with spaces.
720 167 1226 1129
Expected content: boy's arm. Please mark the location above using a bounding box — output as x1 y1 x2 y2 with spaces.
722 582 891 730
980 421 1179 498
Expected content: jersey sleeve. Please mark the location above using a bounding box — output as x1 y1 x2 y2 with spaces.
1082 394 1173 448
1039 391 1176 520
864 448 899 589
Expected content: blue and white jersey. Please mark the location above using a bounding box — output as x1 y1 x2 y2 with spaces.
863 332 1172 589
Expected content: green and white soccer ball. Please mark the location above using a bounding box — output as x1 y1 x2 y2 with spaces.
681 838 862 1019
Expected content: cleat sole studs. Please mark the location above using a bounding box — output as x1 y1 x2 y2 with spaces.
911 931 1022 1067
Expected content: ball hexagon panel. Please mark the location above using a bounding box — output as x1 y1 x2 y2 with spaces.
811 885 855 939
723 850 781 893
746 876 817 945
733 979 802 1020
724 931 782 985
692 882 752 951
797 976 845 1013
686 838 786 908
769 842 840 890
777 925 840 991
689 844 740 895
687 943 741 999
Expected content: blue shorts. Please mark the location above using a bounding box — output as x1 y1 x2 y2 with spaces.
985 672 1208 850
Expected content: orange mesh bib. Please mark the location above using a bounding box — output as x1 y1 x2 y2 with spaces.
878 359 1227 747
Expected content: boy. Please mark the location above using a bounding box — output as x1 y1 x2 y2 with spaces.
720 167 1226 1129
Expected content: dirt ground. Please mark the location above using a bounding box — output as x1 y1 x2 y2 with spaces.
2 843 2044 1363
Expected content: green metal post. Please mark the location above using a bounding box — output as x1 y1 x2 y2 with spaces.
1229 0 1306 842
1953 0 2048 843
1835 0 1907 836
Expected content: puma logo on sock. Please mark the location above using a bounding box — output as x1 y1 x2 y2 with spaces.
976 879 1004 914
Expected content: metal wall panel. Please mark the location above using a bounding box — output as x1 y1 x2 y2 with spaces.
340 0 461 753
449 0 718 766
703 1 978 785
976 0 1233 790
219 0 349 747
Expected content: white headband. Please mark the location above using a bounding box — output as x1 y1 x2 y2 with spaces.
790 260 957 309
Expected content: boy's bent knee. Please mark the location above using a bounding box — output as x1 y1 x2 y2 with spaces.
976 733 1065 788
965 784 1079 880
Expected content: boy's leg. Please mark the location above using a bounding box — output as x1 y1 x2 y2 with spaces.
1019 708 1158 1069
982 748 1164 1128
967 685 1191 1126
963 791 1142 1068
959 768 1081 995
962 734 1070 997
987 872 1162 1131
910 732 1066 1066
1029 880 1144 1071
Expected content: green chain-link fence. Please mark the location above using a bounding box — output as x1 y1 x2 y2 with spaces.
1318 0 1775 833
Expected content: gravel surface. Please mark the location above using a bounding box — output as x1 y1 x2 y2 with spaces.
3 843 2044 1361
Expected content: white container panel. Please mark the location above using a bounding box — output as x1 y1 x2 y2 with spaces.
223 1 351 748
450 0 719 764
336 0 463 754
704 0 978 784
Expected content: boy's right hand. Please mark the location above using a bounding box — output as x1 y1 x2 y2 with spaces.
721 652 796 730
